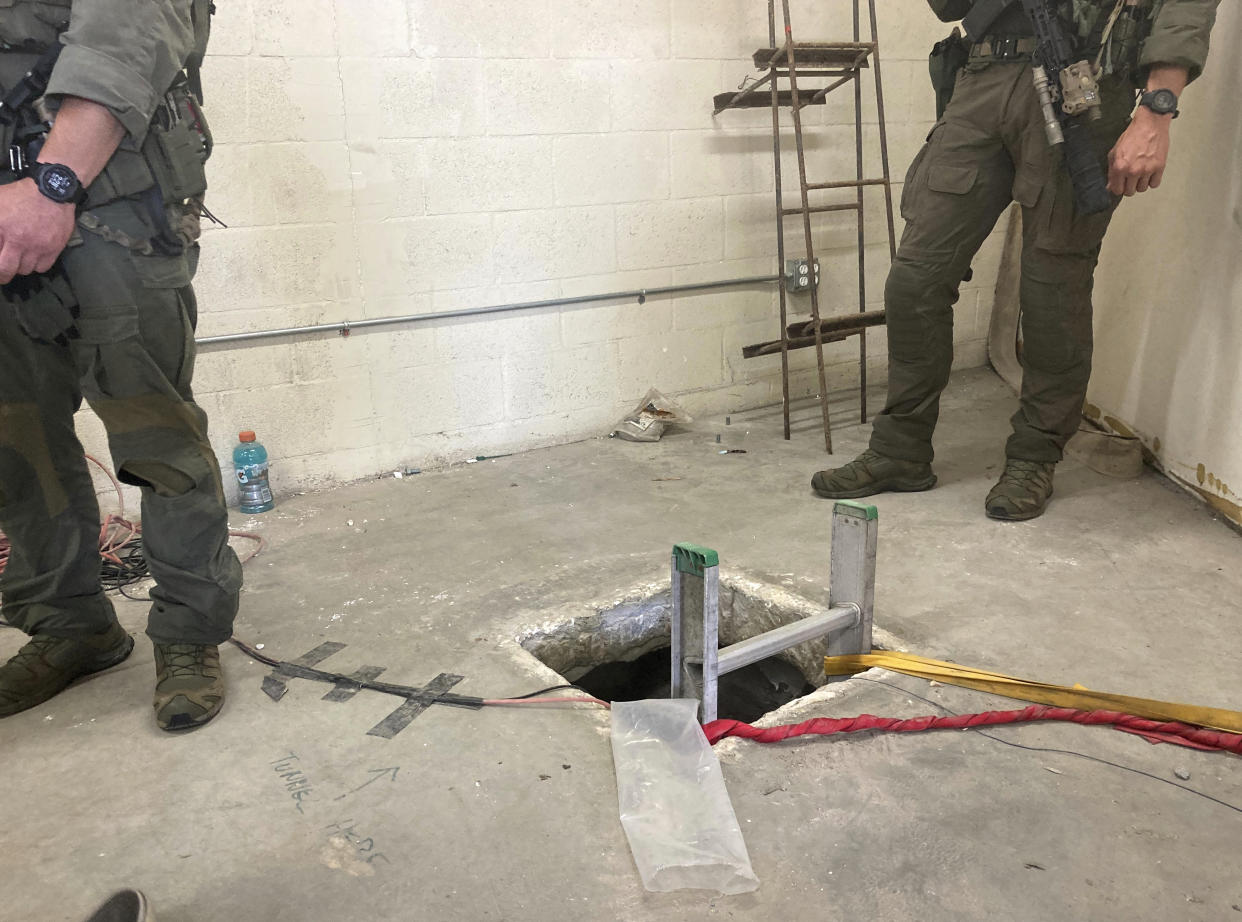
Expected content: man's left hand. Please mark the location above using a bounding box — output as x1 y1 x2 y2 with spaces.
0 179 77 284
1107 108 1174 198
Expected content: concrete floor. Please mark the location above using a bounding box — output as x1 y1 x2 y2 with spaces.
3 368 1241 922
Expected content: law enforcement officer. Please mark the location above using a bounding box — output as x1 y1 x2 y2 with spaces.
811 0 1219 520
0 0 239 730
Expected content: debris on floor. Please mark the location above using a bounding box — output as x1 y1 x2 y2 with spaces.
611 388 692 442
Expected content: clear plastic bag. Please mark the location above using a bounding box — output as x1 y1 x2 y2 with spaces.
610 699 759 894
610 388 693 442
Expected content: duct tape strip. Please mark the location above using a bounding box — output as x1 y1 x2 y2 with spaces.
824 651 1242 734
262 641 348 701
367 673 465 740
322 665 387 703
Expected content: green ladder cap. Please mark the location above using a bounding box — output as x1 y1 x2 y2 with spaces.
835 500 878 521
673 542 719 575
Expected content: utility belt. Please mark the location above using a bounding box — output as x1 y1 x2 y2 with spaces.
1 69 213 346
2 76 213 253
968 35 1038 62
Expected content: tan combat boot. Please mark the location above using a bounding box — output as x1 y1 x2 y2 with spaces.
153 643 225 731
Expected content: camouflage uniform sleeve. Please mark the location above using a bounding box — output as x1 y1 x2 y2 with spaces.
928 0 975 22
43 0 195 144
1139 0 1220 82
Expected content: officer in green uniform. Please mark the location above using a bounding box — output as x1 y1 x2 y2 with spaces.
811 0 1219 520
0 0 239 729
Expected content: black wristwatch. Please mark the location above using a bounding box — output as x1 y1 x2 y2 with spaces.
28 161 88 205
1138 88 1180 118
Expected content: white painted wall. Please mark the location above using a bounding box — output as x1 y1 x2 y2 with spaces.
76 0 1007 507
1088 0 1241 524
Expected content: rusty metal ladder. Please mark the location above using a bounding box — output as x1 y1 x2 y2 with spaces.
713 0 898 452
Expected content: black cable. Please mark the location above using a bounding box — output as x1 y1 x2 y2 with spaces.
856 676 1242 816
504 683 599 700
228 637 485 709
227 638 605 709
99 536 152 595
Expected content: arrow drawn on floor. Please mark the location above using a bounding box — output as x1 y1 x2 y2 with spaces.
334 767 400 801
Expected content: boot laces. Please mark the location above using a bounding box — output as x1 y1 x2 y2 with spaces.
160 644 208 680
1000 460 1051 489
9 636 59 674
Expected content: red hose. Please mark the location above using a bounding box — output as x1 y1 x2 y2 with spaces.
702 705 1242 755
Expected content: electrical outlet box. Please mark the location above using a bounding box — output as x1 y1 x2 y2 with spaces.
784 258 820 292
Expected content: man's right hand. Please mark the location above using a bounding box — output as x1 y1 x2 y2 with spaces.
0 179 78 284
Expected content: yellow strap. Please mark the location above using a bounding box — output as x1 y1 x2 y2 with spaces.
825 651 1242 734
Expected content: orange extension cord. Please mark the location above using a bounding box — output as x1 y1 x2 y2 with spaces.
0 454 265 579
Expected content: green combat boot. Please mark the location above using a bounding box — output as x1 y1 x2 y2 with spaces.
0 623 133 717
811 449 937 499
153 643 224 731
985 459 1056 521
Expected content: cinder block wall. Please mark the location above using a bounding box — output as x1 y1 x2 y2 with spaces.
76 0 1007 506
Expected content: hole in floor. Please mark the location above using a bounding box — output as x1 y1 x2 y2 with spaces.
516 574 862 723
574 645 815 724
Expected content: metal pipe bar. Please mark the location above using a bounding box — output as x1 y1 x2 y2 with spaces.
716 605 858 676
853 0 868 424
869 0 899 262
743 331 848 359
712 70 775 115
781 202 859 216
806 178 888 190
782 0 834 452
196 274 779 347
787 308 886 340
806 71 859 107
767 0 792 441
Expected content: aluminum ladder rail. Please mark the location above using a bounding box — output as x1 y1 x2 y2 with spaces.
670 500 877 723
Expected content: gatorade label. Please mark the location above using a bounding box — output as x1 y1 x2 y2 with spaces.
238 464 273 504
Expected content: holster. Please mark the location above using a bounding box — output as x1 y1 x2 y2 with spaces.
929 28 970 120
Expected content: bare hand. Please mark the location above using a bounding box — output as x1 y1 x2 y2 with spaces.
0 179 77 284
1107 110 1172 197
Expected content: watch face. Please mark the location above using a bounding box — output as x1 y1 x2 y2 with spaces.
1148 89 1177 113
37 164 80 202
44 167 75 197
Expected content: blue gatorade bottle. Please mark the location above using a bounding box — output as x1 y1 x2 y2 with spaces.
233 430 274 513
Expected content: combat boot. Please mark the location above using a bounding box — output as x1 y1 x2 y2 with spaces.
985 459 1056 521
811 449 937 499
153 643 225 731
0 622 134 717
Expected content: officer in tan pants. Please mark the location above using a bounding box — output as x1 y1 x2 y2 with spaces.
812 0 1219 520
0 0 239 729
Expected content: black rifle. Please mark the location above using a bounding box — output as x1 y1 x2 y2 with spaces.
1018 0 1114 215
0 41 81 344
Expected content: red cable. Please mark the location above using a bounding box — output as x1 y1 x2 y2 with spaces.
484 696 611 709
702 706 1242 755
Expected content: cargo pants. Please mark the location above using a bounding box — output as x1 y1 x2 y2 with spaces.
870 60 1133 464
0 193 241 644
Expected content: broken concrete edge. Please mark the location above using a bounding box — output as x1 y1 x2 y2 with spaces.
494 573 913 729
